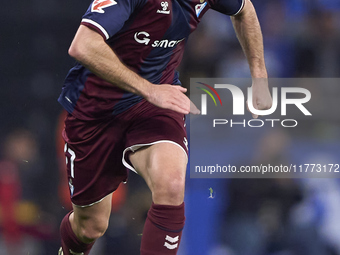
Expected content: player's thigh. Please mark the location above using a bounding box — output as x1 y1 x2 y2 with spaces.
129 142 187 200
71 193 112 236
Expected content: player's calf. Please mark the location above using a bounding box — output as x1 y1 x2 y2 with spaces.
60 194 112 255
60 211 109 255
72 211 109 243
60 212 95 255
74 222 107 244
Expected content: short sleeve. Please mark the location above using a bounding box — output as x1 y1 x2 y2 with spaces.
81 0 144 40
209 0 245 16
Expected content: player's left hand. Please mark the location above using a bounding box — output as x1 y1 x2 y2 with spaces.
145 84 200 115
247 78 272 119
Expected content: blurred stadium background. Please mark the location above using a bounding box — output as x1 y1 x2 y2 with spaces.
1 0 340 254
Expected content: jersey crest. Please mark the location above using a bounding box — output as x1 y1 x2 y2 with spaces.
91 0 117 13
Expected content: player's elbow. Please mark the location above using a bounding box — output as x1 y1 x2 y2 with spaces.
68 25 104 62
68 33 92 62
68 37 97 64
68 41 84 61
68 43 76 58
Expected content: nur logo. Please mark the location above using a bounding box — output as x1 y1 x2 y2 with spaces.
196 82 222 115
195 81 312 128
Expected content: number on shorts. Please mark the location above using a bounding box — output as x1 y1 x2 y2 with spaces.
64 143 76 178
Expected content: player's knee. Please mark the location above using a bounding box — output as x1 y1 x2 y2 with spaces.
77 219 109 243
153 176 185 205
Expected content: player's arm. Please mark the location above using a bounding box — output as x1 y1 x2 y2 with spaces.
231 0 272 118
68 25 199 114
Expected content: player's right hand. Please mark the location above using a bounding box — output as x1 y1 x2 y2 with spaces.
145 84 200 115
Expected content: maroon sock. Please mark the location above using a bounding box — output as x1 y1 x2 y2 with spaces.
140 202 185 255
60 211 94 255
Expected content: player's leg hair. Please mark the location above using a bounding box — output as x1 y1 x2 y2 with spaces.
129 142 187 254
60 193 112 255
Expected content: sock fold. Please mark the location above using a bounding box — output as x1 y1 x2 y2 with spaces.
141 202 185 255
148 202 185 232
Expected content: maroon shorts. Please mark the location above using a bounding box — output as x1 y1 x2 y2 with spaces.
62 99 188 206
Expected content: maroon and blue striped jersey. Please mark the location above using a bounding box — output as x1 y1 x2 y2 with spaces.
58 0 244 120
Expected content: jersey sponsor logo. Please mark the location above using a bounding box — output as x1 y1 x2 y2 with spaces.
91 0 117 13
195 2 207 17
157 1 170 14
134 31 185 48
134 31 151 45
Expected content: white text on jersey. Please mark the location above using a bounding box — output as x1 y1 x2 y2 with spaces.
134 32 185 48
